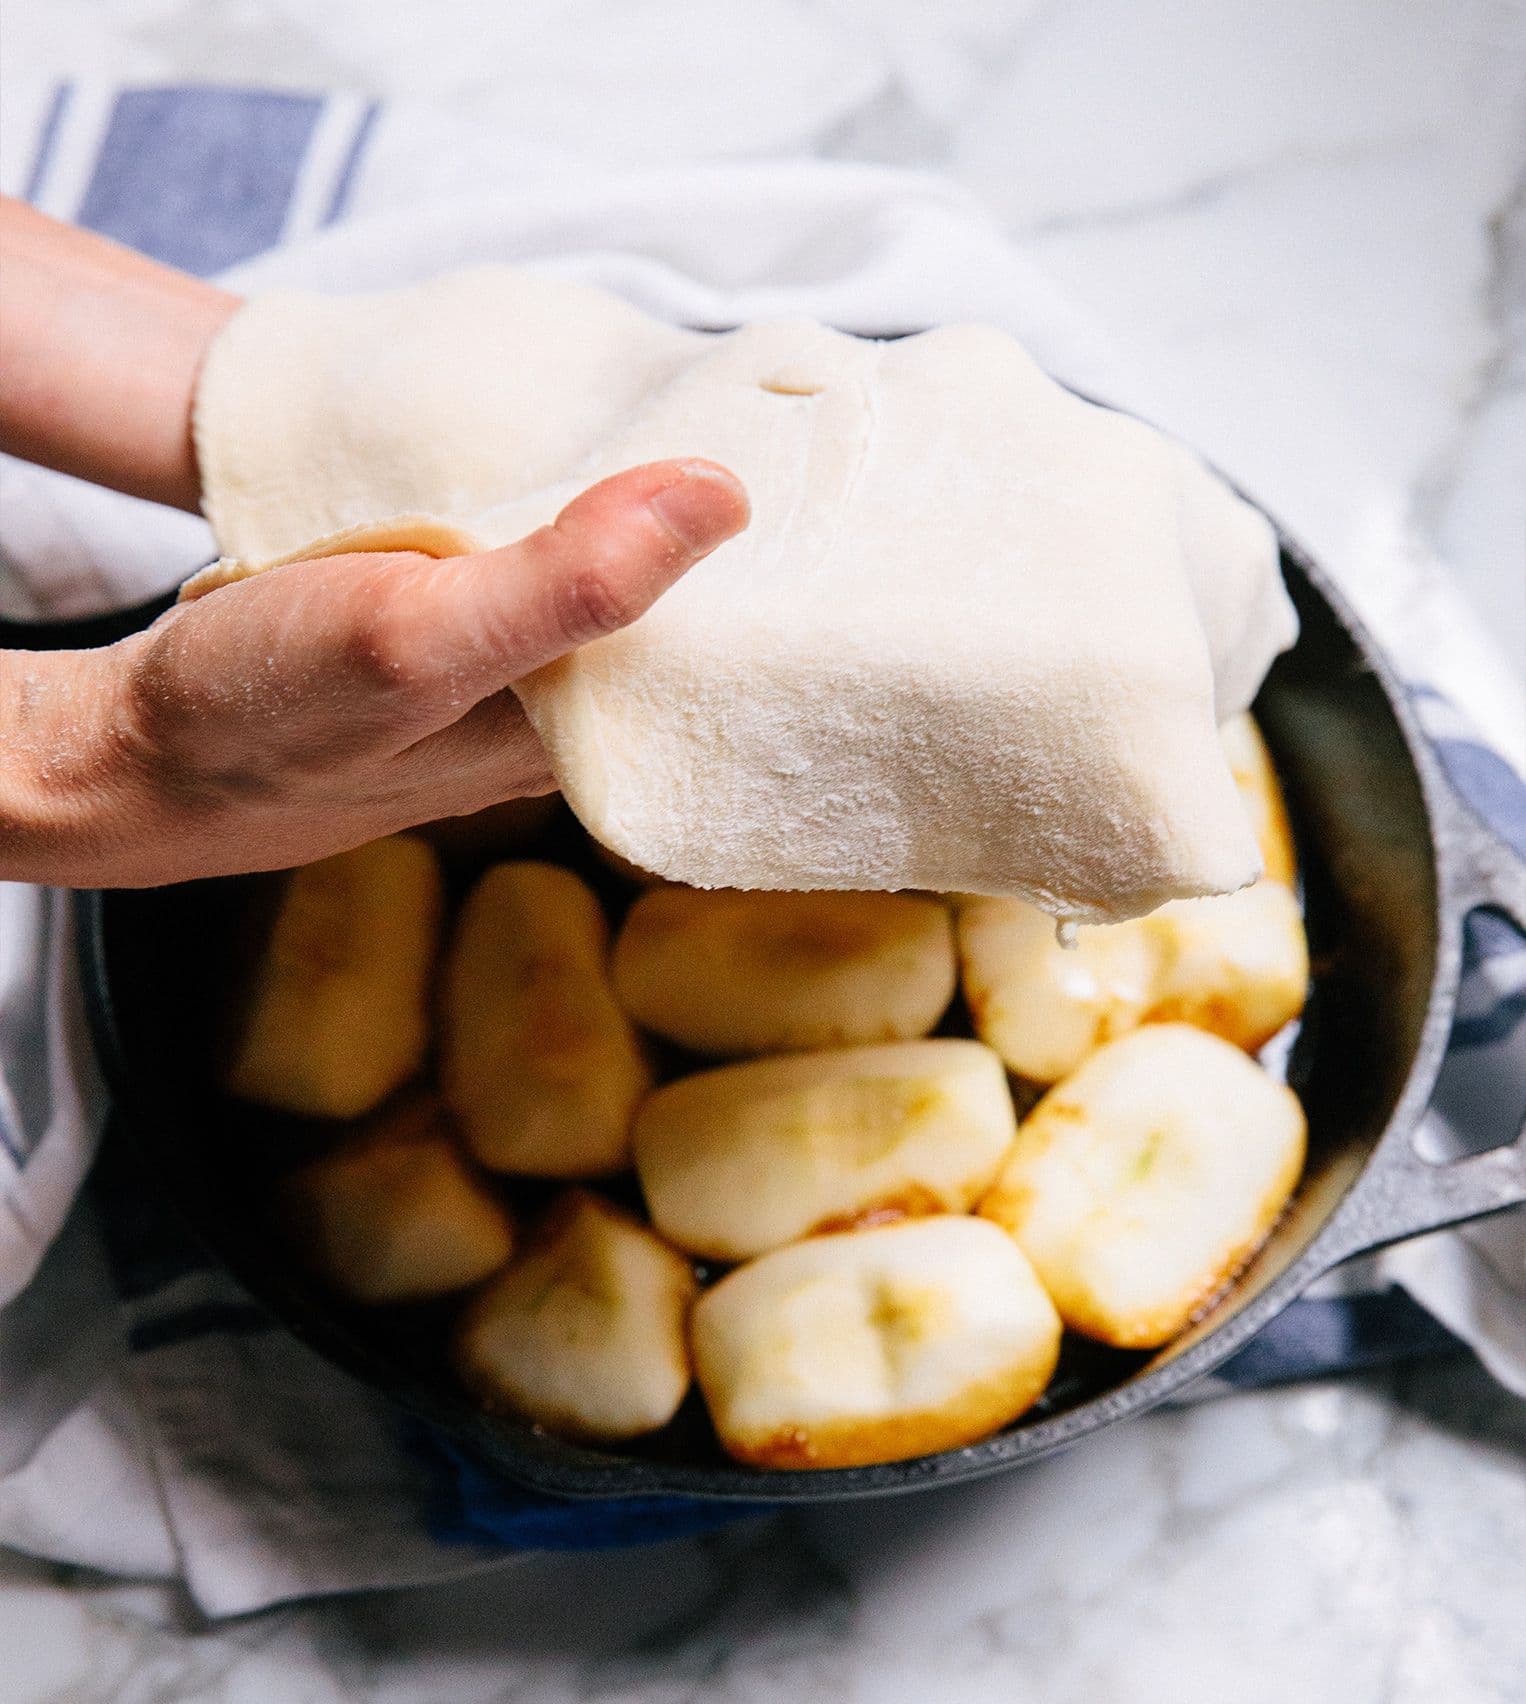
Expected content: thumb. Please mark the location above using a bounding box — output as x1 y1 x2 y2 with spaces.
416 457 751 692
127 459 750 775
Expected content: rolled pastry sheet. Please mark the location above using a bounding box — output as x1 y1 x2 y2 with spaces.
189 269 1297 922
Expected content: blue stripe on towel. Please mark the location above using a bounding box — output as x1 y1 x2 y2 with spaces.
1432 737 1526 860
1211 1290 1466 1387
22 81 73 204
1464 906 1526 967
1451 992 1526 1051
74 87 324 275
1450 838 1526 1050
410 1424 774 1551
323 99 381 225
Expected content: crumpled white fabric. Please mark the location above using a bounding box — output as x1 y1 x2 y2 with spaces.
1 147 1521 1613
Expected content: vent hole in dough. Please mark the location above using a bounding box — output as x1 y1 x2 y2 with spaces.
759 377 824 397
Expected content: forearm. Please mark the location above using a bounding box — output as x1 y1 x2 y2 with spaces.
0 198 239 511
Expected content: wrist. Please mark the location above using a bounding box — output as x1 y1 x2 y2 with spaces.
0 641 158 887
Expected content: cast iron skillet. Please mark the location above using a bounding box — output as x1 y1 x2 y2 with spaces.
36 513 1526 1502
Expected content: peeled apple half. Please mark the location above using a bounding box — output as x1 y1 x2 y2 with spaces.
980 1024 1307 1349
1220 711 1297 887
692 1215 1062 1469
454 1190 697 1442
612 887 956 1057
281 1097 513 1303
633 1039 1017 1261
441 862 650 1177
227 835 443 1119
957 879 1307 1084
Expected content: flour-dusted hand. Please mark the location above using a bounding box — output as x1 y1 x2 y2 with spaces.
0 201 749 887
0 460 749 886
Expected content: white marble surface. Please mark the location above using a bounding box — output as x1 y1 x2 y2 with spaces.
3 2 1524 1699
3 1358 1524 1704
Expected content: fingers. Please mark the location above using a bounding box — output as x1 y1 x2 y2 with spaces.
415 457 750 691
388 685 555 808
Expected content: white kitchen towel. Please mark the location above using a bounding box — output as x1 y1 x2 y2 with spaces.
0 78 1521 1618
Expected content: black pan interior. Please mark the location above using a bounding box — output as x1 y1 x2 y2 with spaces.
83 542 1443 1500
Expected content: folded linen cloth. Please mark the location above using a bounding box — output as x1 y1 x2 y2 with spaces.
0 78 1521 1618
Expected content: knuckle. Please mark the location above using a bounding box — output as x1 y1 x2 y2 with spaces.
340 597 423 690
119 619 243 811
123 613 197 755
552 560 640 646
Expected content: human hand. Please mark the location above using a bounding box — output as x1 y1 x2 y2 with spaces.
0 459 749 887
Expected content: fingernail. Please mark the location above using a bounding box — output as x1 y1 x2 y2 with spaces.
647 464 749 553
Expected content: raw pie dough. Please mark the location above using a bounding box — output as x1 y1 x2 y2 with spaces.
190 268 1297 921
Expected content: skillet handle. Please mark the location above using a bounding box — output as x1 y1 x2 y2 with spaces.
1317 1130 1526 1267
1317 766 1526 1267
